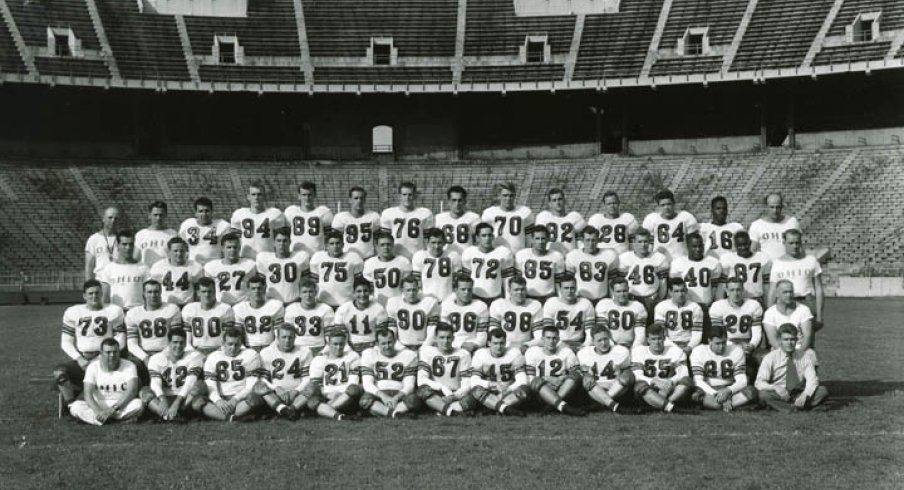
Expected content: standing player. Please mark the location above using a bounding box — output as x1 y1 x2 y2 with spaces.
514 225 565 301
461 223 516 305
67 338 144 425
285 278 336 354
577 326 633 413
334 279 389 353
231 182 287 259
653 278 704 357
699 196 744 258
418 323 475 416
198 328 265 421
411 228 461 302
594 278 648 348
631 324 692 412
587 191 639 256
363 232 412 305
331 187 381 260
768 229 824 329
469 329 529 416
85 206 120 281
134 201 177 267
669 232 722 327
141 327 205 421
98 230 149 311
690 326 757 411
488 276 544 351
481 183 534 252
748 193 800 261
435 185 480 255
535 188 586 254
543 273 595 351
709 278 764 369
149 237 204 307
719 231 772 306
359 329 421 418
385 275 440 350
283 181 334 257
233 275 287 351
125 280 183 375
642 189 699 259
255 227 311 304
380 182 434 259
202 232 257 306
763 280 815 353
181 277 235 355
565 226 619 303
439 273 489 354
54 280 126 405
618 228 670 319
524 326 587 416
309 231 364 308
306 327 364 420
179 197 232 265
258 324 314 420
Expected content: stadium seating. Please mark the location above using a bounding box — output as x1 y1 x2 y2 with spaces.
649 56 722 76
0 16 26 74
827 0 904 36
461 64 565 83
573 0 664 80
312 66 453 85
303 0 458 58
199 65 306 84
34 57 109 77
731 0 835 72
184 0 300 58
8 0 100 50
660 0 749 49
464 0 575 57
812 42 892 66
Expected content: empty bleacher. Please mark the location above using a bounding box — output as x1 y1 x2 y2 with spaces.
660 0 749 49
827 0 904 37
650 55 722 76
813 41 892 65
461 64 565 83
0 16 26 74
465 0 575 57
731 0 835 71
8 0 100 50
312 66 452 84
95 0 191 81
573 0 664 80
34 57 108 77
199 65 306 84
184 0 300 58
303 0 458 58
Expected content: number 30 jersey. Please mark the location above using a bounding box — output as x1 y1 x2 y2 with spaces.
309 350 361 395
255 251 311 304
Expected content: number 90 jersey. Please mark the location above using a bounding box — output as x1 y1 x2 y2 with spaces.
631 344 688 383
204 347 263 398
309 350 361 396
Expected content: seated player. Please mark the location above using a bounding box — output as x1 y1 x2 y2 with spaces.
690 326 757 411
763 280 815 354
197 328 265 421
258 324 314 420
334 279 389 353
125 279 183 384
68 338 144 426
565 225 619 304
233 275 286 351
469 328 530 416
514 225 565 302
385 274 440 350
631 324 692 413
148 237 204 307
437 273 489 353
359 329 421 418
141 327 205 421
418 323 477 416
411 227 462 302
255 226 311 305
202 232 257 306
461 222 515 305
542 272 595 351
709 278 765 377
488 276 544 351
594 277 647 348
309 230 365 308
523 326 587 416
55 280 126 406
577 326 634 413
755 323 828 412
305 327 364 420
363 231 412 306
181 277 235 355
652 278 704 357
618 228 670 320
284 278 335 355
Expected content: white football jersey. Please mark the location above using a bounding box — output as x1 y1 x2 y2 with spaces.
690 343 746 389
361 348 418 392
181 301 234 352
309 251 364 307
411 249 461 301
204 347 262 398
440 296 490 348
535 210 587 254
418 345 471 392
748 216 800 261
653 299 704 346
125 303 183 358
709 298 764 343
309 350 360 395
134 228 177 267
543 296 595 343
470 347 527 391
524 345 578 387
586 212 638 255
720 251 772 299
285 301 335 349
669 255 722 305
61 303 126 355
284 204 334 256
488 298 544 348
642 211 699 259
631 344 688 383
85 231 117 277
514 248 565 298
481 205 534 252
147 349 205 397
98 262 148 309
255 251 311 304
230 207 287 259
460 245 515 299
331 211 381 259
618 251 670 298
770 255 822 297
260 343 313 390
565 248 619 301
178 217 232 264
233 299 286 348
385 296 440 347
699 222 745 257
595 299 647 346
84 359 138 402
380 206 434 259
149 260 204 306
363 255 412 305
434 211 480 255
577 344 631 384
334 301 388 346
202 258 257 306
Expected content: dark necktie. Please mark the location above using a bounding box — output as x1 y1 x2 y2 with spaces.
785 354 801 392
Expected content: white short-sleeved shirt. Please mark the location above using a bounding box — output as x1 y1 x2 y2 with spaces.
85 231 117 277
595 299 647 346
334 301 388 346
631 345 688 383
763 303 813 335
181 301 234 352
61 304 126 355
233 299 286 348
653 299 704 346
283 205 334 256
577 345 631 385
386 296 440 347
147 350 205 397
748 216 800 261
481 205 534 253
489 298 544 348
84 359 138 402
125 303 183 355
709 298 763 343
770 255 822 297
524 345 579 387
543 296 595 343
204 348 262 398
260 343 313 391
98 262 149 309
285 301 335 349
690 343 746 388
586 213 638 255
440 297 490 348
309 350 360 395
134 228 178 267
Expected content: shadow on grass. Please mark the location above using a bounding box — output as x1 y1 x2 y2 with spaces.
816 380 904 411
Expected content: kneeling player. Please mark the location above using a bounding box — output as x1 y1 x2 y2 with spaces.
524 326 586 416
197 328 265 421
632 324 692 412
469 329 530 416
690 325 757 411
141 327 205 421
258 324 315 420
359 329 421 418
418 323 477 416
577 326 634 413
305 327 363 420
68 338 144 425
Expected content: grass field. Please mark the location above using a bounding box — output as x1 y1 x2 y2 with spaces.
1 298 903 490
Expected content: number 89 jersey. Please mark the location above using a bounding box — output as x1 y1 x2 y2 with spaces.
204 347 263 398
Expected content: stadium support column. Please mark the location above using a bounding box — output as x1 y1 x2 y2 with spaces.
758 93 767 151
620 111 629 156
786 99 796 150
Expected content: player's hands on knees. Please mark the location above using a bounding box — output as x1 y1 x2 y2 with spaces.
773 386 790 401
441 395 456 404
97 407 115 423
793 393 807 408
163 402 180 420
215 399 233 415
715 388 731 404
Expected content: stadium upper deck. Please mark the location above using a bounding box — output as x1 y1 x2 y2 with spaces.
0 0 900 92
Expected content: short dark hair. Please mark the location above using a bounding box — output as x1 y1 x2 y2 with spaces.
353 278 374 291
100 338 120 350
116 230 134 243
475 222 494 235
325 230 344 242
580 226 599 238
168 326 188 341
601 191 620 202
197 277 215 289
668 277 687 291
148 200 168 212
273 226 292 239
143 279 162 291
778 323 799 338
348 186 367 198
167 236 188 249
654 189 675 203
194 197 213 209
541 325 559 336
247 275 267 287
83 279 102 292
708 324 727 340
711 196 727 208
488 328 507 341
398 182 417 193
221 232 240 245
299 181 317 193
447 185 467 199
547 188 564 200
423 228 444 241
646 324 666 339
452 273 473 289
509 275 527 288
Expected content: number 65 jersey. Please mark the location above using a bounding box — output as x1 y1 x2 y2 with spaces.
204 347 262 398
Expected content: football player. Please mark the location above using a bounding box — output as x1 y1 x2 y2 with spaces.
542 272 595 351
285 278 335 354
334 279 389 353
411 227 462 302
437 273 489 353
565 226 619 303
134 200 177 267
669 232 722 311
631 324 692 412
690 325 757 411
233 275 286 351
763 280 815 353
768 229 824 329
98 230 148 310
181 277 235 355
469 328 529 416
179 197 232 265
514 225 565 302
434 185 480 255
617 228 669 320
535 188 586 254
68 338 144 425
380 182 434 259
230 181 287 259
524 326 587 416
642 189 699 259
481 183 534 252
461 223 515 305
719 231 772 307
141 327 205 421
363 231 412 305
331 186 382 259
748 193 800 261
305 327 363 420
577 326 633 413
125 279 183 383
255 226 311 304
283 181 334 256
385 274 440 350
418 323 476 416
198 328 266 421
709 278 764 373
85 206 120 281
488 276 544 351
359 329 421 418
202 232 257 306
309 230 364 307
149 237 204 307
699 196 744 258
586 191 639 255
594 277 648 348
653 278 704 356
258 324 314 420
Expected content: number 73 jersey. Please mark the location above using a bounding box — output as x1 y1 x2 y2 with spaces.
61 304 126 355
